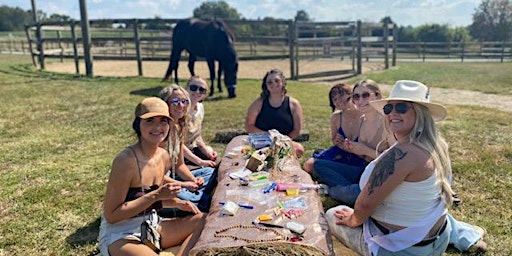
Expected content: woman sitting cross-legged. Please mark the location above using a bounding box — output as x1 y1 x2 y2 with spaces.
303 83 362 174
98 97 205 256
183 76 219 169
312 79 394 205
245 68 305 158
326 80 455 255
159 85 217 213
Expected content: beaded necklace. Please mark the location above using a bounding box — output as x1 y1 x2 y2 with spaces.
214 225 289 243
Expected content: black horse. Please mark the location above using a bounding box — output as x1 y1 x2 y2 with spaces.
163 18 238 98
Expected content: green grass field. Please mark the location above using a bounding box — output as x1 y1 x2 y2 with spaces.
0 54 510 255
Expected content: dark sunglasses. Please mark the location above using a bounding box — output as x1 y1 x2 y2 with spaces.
383 103 411 115
169 98 190 106
352 92 375 101
266 78 281 85
189 84 207 94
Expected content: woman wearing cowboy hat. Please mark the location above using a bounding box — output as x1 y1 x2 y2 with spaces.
325 80 454 255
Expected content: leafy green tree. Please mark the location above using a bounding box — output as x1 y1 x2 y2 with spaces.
145 16 170 30
469 0 512 41
193 1 241 20
451 27 471 42
397 25 416 42
0 5 32 31
295 10 311 22
47 13 72 22
415 24 452 42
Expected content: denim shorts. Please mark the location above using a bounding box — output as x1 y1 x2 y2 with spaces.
325 206 452 256
98 214 145 256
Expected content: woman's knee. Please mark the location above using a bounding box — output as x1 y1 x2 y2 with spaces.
303 157 315 173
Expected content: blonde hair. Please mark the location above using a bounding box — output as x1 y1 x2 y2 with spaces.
187 75 208 93
399 103 454 206
159 84 190 144
353 79 382 99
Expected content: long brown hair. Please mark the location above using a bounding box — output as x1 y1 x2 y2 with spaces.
329 83 352 112
260 69 287 99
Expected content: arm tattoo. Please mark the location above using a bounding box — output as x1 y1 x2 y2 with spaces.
367 147 407 195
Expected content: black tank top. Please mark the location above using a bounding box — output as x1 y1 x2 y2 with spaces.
255 96 294 135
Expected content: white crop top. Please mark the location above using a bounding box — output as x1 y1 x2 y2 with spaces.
359 148 442 227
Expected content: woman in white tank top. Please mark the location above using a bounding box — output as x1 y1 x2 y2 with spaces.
325 80 454 255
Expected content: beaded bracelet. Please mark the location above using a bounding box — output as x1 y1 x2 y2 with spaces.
214 224 289 243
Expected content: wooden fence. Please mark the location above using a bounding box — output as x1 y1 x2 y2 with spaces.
14 18 399 80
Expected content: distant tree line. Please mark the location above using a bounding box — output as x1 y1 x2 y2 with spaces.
1 0 511 43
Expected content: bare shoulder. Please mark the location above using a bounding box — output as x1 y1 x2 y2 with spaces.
393 144 429 171
111 147 137 177
330 110 342 120
248 97 263 110
289 96 301 105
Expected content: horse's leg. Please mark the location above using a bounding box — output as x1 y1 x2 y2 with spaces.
206 58 216 97
217 61 223 93
188 55 196 76
164 46 182 84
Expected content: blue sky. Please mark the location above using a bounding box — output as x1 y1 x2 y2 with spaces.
2 0 481 27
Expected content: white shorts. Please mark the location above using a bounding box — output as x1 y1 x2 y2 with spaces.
98 214 145 256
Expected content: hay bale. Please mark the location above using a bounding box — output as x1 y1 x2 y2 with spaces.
213 129 248 143
196 242 325 256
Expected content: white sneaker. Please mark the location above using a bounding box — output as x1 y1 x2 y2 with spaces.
317 184 329 195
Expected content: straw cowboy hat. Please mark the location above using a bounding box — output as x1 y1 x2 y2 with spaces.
369 80 447 121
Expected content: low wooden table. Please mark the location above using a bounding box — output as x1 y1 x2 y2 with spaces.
189 135 333 255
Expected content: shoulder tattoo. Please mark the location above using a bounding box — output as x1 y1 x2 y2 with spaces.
367 147 407 195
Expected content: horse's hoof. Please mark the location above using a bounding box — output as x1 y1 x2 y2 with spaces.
228 88 236 98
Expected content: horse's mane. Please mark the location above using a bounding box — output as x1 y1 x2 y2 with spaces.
212 19 235 41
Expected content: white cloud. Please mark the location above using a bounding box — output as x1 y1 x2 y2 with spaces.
0 0 481 27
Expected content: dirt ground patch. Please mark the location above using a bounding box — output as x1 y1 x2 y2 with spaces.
45 58 379 82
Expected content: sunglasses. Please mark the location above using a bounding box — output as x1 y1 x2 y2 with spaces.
169 98 190 106
352 92 375 101
383 103 411 115
266 78 281 85
189 84 207 94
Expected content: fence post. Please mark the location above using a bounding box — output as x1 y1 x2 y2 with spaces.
392 23 397 67
57 30 64 62
356 20 362 75
36 23 45 69
383 20 389 69
422 42 426 62
24 25 37 66
133 19 143 76
501 41 505 63
79 0 93 77
461 41 465 62
70 21 80 75
288 20 296 80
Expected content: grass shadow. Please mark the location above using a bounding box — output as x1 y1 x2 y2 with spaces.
129 86 165 97
66 216 101 254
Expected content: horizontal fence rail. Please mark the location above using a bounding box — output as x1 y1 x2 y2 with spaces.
4 18 507 79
